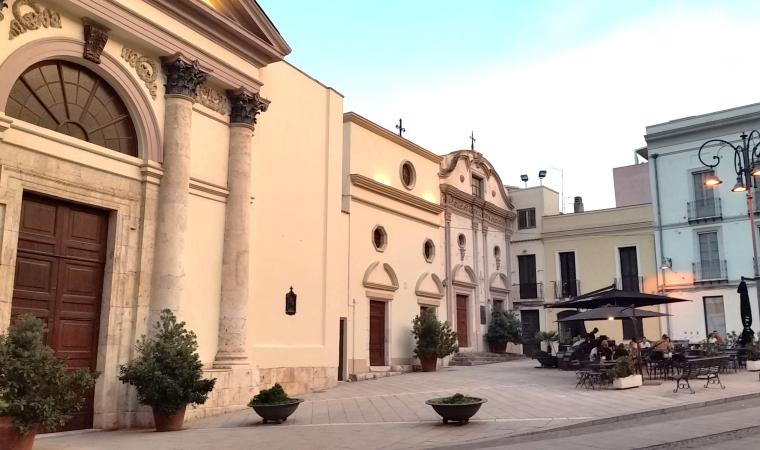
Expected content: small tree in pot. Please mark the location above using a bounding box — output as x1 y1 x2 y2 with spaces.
612 356 642 389
119 310 216 431
0 315 99 450
485 311 522 354
746 339 760 371
412 310 458 372
536 331 559 355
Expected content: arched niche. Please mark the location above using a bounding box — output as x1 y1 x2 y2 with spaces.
451 263 477 288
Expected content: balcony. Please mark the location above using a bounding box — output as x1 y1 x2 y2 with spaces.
553 280 580 299
614 275 643 292
687 198 722 223
692 259 728 283
512 282 543 301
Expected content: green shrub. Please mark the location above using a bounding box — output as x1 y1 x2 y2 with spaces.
613 356 636 379
536 330 559 343
747 340 760 361
248 383 295 406
702 338 721 357
411 310 458 359
119 309 216 416
0 315 99 435
485 311 522 345
438 393 479 404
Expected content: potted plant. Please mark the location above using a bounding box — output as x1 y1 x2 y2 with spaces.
425 393 487 424
119 309 216 432
411 310 458 372
485 311 522 354
536 330 559 355
746 340 760 371
0 315 99 450
611 356 642 389
248 383 303 424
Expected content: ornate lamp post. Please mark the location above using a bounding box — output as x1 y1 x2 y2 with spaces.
698 130 760 316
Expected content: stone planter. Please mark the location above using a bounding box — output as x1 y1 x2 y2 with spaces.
420 356 438 372
153 405 187 432
425 397 487 424
251 399 304 424
747 360 760 371
0 417 37 450
613 374 643 390
489 341 507 354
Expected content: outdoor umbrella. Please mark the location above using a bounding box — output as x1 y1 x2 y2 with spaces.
555 305 671 322
738 280 755 345
546 285 690 310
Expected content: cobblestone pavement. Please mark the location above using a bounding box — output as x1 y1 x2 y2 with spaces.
36 359 760 450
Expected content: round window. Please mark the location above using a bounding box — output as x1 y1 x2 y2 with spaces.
457 234 466 248
372 226 387 251
400 161 416 189
423 239 435 262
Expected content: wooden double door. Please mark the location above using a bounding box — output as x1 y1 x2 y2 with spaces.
11 194 108 431
456 294 468 347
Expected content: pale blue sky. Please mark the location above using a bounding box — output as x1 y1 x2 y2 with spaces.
260 1 760 210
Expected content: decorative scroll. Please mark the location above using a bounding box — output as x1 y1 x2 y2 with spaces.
197 84 230 115
82 18 109 64
8 0 61 39
121 47 158 100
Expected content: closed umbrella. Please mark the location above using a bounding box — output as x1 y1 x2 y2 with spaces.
738 280 755 345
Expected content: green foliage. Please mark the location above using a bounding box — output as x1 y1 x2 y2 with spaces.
411 310 459 359
613 356 636 379
119 310 216 416
535 330 559 343
437 393 480 405
0 315 99 435
747 339 760 361
248 383 295 406
485 311 522 345
725 331 739 348
701 338 722 357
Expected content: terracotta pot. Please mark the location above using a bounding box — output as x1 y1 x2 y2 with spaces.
420 356 438 372
0 416 37 450
152 406 186 432
490 341 507 354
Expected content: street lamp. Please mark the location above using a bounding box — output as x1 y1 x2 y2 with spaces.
698 130 760 313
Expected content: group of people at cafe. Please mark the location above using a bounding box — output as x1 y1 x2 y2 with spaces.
569 327 677 362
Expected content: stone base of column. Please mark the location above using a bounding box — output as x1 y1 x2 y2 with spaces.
183 363 259 422
213 352 250 369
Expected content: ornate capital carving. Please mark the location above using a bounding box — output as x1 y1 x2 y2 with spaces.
82 18 109 64
8 0 61 39
227 90 269 127
162 54 207 99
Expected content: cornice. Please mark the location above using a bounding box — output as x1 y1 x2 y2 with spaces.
344 112 442 164
350 174 444 214
542 221 654 239
441 184 516 223
645 109 760 144
69 0 264 93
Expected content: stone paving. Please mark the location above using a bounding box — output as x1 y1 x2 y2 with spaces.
35 359 760 450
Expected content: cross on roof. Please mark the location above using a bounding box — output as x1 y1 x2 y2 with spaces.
469 131 476 151
395 118 406 137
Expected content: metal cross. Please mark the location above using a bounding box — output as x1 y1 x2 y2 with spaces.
395 118 406 137
469 131 476 151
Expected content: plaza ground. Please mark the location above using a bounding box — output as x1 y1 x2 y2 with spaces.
36 358 760 449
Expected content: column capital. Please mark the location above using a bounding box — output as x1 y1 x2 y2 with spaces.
227 89 270 128
162 54 207 99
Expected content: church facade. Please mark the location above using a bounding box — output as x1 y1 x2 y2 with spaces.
0 0 513 430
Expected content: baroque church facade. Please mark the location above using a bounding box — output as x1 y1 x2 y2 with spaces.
0 0 514 430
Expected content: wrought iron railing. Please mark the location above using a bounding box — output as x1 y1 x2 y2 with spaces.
553 280 580 299
687 198 722 222
692 259 728 282
614 275 643 292
512 282 543 300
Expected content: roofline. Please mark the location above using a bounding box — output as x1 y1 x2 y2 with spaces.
343 112 442 163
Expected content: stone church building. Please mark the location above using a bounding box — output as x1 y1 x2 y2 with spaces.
0 0 514 430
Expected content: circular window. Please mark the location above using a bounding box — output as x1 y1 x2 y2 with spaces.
372 225 387 251
423 239 435 262
400 161 416 189
457 234 466 248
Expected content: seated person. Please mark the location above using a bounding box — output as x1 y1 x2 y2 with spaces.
628 338 640 358
599 340 613 360
589 346 599 361
587 327 599 341
613 343 629 359
653 334 673 353
640 337 652 348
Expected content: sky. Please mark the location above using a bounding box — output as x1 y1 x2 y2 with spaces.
259 0 760 211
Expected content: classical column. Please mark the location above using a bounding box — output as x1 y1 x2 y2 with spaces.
214 90 269 367
150 55 206 319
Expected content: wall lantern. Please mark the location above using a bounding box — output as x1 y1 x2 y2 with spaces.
285 287 297 315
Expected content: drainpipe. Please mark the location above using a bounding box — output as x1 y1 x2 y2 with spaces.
652 153 671 335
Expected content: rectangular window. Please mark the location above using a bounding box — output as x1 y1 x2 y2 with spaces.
517 254 538 299
558 251 577 297
471 175 484 199
517 208 536 229
703 296 726 338
697 231 721 279
618 246 639 292
692 170 717 218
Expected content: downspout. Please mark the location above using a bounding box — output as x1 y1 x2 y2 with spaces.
652 153 671 335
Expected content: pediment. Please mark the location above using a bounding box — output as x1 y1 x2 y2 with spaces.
363 262 399 292
416 272 445 299
489 272 510 293
148 0 291 66
452 264 477 287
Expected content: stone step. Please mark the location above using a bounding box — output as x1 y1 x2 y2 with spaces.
369 366 391 372
348 371 403 382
